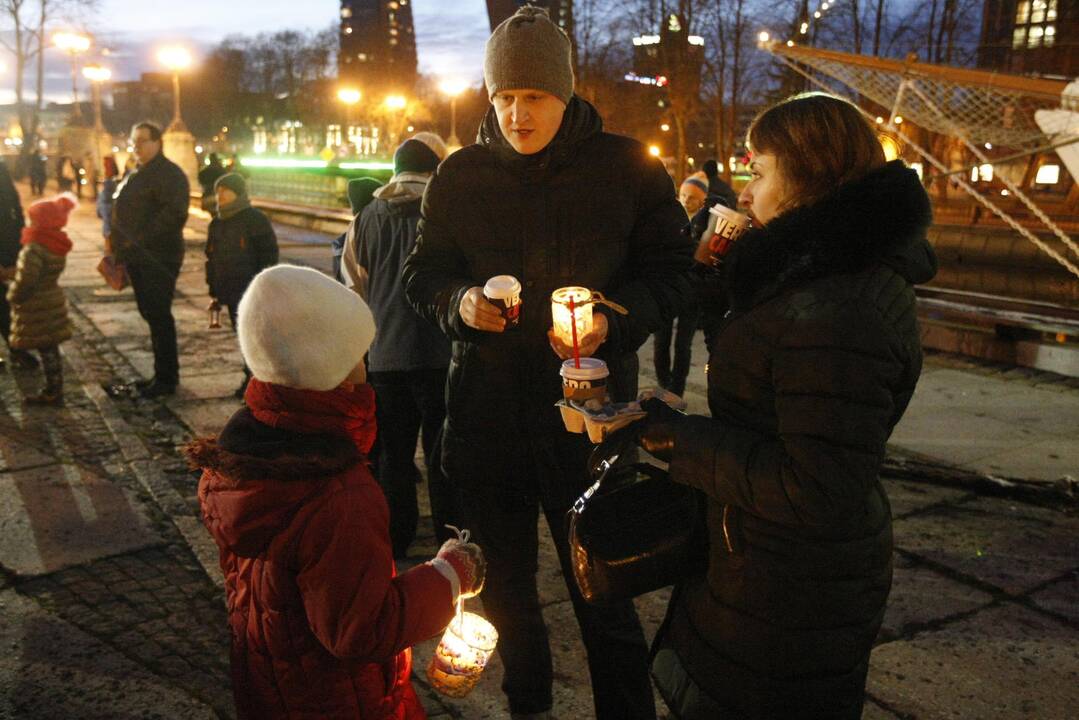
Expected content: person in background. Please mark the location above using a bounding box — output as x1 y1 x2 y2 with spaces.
331 177 381 284
110 121 190 398
637 93 937 720
7 193 77 405
0 162 37 370
204 173 279 398
345 134 455 559
57 156 77 193
403 7 692 719
198 153 227 215
701 158 738 209
651 173 710 398
186 264 486 720
96 155 119 240
29 145 47 196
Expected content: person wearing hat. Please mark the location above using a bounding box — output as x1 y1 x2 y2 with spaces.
7 193 77 405
343 134 457 559
678 173 709 218
403 7 692 720
186 265 486 720
204 172 279 397
332 177 382 283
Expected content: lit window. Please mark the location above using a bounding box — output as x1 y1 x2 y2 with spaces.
1048 0 1057 20
1045 24 1056 46
1031 0 1046 23
390 38 398 46
344 26 352 35
1035 164 1060 184
390 28 398 36
979 164 994 182
1016 1 1030 23
341 8 351 19
1013 28 1027 48
357 53 368 61
1028 25 1044 48
909 162 923 180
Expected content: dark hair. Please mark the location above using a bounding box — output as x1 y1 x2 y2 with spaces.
701 159 720 180
132 121 163 142
747 93 885 210
103 155 118 178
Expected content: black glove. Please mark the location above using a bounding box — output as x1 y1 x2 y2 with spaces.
636 396 685 463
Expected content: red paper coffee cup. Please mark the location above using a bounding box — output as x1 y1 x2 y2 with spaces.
694 204 751 268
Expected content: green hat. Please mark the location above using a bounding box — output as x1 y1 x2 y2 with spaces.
214 172 247 198
484 6 574 104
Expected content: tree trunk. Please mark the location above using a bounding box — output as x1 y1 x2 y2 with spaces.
872 0 885 55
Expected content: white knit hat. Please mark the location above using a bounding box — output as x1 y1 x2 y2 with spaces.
237 265 376 391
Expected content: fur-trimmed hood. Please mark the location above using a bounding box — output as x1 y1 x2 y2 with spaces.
726 160 937 311
186 407 363 557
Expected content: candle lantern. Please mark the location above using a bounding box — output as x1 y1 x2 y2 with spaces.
427 610 499 698
551 286 593 348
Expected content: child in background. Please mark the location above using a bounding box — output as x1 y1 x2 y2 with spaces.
7 193 77 405
186 265 485 720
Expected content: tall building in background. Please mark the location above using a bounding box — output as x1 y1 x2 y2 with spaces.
487 0 573 36
339 0 418 93
977 0 1076 77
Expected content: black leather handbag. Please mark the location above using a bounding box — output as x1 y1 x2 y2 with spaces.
567 426 708 605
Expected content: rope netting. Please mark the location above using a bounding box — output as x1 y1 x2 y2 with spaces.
761 41 1079 280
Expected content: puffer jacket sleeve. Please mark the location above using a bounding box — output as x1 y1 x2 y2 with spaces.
7 245 43 303
402 165 484 343
669 303 907 530
295 476 455 661
602 153 694 353
248 209 278 271
144 164 190 245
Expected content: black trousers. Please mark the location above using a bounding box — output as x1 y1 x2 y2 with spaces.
368 368 457 556
127 259 181 386
459 450 657 719
0 282 10 342
653 302 698 397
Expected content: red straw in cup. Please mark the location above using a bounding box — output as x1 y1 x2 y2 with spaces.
569 295 581 368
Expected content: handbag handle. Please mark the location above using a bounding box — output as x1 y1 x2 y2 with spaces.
586 422 641 480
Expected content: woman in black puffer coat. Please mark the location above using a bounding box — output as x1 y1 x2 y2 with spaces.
637 93 937 720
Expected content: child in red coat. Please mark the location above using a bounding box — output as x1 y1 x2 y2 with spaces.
187 265 484 720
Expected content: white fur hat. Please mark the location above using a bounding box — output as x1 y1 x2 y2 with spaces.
237 265 375 391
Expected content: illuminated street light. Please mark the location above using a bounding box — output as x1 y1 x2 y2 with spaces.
157 46 193 131
758 31 770 43
660 123 670 132
53 32 91 121
648 145 661 157
337 87 362 105
439 80 467 148
385 95 408 111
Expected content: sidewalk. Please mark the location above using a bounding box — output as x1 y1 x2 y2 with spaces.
1 190 1076 719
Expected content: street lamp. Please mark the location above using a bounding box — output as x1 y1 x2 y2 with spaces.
53 32 91 121
157 46 192 132
82 64 111 132
384 95 407 111
438 80 467 148
337 87 362 151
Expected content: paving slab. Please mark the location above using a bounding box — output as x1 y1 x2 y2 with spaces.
880 554 994 640
868 604 1079 720
1028 571 1079 624
893 496 1079 596
882 477 972 518
0 588 217 720
0 463 163 576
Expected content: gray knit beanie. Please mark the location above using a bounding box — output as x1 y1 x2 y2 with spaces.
484 6 574 104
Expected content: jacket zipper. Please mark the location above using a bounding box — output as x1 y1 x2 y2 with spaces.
721 504 735 553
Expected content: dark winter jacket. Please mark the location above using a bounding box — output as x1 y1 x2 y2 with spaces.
205 206 278 307
350 173 450 372
0 165 23 267
658 161 937 719
8 233 73 350
188 391 454 720
111 153 190 267
402 96 693 505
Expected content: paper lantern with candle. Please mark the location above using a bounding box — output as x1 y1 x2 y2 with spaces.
551 287 593 349
426 610 499 698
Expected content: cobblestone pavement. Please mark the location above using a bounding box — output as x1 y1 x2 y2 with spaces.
1 189 1076 719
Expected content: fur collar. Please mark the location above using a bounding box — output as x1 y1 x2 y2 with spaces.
184 407 361 484
726 160 936 311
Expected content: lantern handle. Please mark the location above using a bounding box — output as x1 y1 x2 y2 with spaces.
581 291 629 316
444 524 471 544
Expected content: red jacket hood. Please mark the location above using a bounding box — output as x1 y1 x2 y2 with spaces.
187 406 366 557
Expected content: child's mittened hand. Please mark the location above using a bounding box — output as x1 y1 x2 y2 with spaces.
436 539 487 599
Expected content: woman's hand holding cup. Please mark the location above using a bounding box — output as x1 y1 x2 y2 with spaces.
459 287 506 332
548 312 608 360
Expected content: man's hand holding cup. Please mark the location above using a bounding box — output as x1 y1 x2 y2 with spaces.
459 287 506 332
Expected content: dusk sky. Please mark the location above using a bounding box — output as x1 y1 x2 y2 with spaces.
3 1 494 104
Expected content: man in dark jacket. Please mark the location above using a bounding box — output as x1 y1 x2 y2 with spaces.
402 8 693 720
343 136 456 559
112 122 190 398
